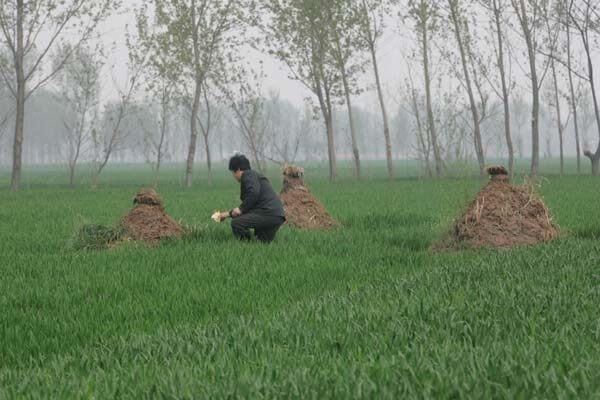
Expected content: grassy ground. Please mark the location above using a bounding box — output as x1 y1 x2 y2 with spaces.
1 162 600 398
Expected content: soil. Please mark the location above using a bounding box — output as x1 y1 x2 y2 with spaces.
120 188 185 244
434 168 559 250
280 168 339 230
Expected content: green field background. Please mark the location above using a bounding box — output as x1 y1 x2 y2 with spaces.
1 160 599 398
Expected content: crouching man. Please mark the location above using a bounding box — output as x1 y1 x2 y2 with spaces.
218 154 285 243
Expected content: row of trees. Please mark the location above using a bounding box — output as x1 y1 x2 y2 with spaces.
1 0 600 190
404 0 600 178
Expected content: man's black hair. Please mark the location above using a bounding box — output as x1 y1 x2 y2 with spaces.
228 154 251 172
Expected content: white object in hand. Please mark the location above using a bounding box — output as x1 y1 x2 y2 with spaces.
211 211 221 223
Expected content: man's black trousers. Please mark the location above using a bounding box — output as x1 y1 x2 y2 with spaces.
231 213 285 243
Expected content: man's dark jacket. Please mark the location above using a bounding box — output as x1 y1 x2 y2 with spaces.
239 170 285 217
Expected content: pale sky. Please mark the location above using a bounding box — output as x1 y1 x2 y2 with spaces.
93 3 405 109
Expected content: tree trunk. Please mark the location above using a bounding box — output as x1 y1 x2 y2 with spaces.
550 58 564 176
370 44 394 180
566 20 581 174
186 5 202 188
325 112 336 181
11 0 25 191
422 24 442 177
518 0 540 176
341 71 360 179
186 83 201 188
411 88 432 178
581 37 600 176
449 1 485 177
316 85 336 181
69 164 76 187
493 0 514 176
203 133 212 186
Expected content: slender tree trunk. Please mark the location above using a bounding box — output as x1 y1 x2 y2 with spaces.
341 72 360 179
69 141 81 188
69 163 76 187
155 120 167 188
518 0 540 176
550 58 565 176
411 89 432 178
316 86 337 181
186 82 201 187
203 133 212 186
325 111 336 181
582 39 600 175
370 43 393 180
566 22 581 174
422 25 442 177
186 5 202 188
493 0 514 176
11 0 25 191
332 32 360 179
449 1 485 177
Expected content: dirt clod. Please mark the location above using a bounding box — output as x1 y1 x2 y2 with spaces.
434 168 559 250
280 166 339 230
120 188 184 244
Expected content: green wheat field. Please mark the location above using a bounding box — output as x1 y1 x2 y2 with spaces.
1 161 599 398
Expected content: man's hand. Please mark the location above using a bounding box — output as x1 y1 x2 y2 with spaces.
218 212 230 222
231 208 242 218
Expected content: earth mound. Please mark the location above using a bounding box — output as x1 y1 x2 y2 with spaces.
280 166 339 230
434 166 559 250
120 188 184 244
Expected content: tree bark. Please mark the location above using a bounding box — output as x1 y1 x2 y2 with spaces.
449 0 485 177
370 43 394 180
421 20 442 177
10 0 25 191
69 164 76 187
566 19 581 174
492 0 514 176
517 0 540 176
203 133 212 186
550 58 565 176
581 34 600 175
185 4 202 188
341 71 361 179
411 87 433 178
155 104 168 188
316 80 336 181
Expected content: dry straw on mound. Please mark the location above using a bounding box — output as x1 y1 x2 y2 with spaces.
434 166 559 250
120 188 184 244
72 188 184 250
280 165 339 230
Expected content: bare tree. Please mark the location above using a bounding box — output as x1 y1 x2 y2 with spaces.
90 64 142 189
197 85 224 185
479 0 515 176
510 0 553 176
405 0 444 177
559 1 583 174
445 0 486 176
543 4 569 176
357 0 395 180
568 0 600 175
53 44 103 187
404 64 433 177
264 93 306 166
227 87 270 173
0 0 118 190
136 82 173 188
